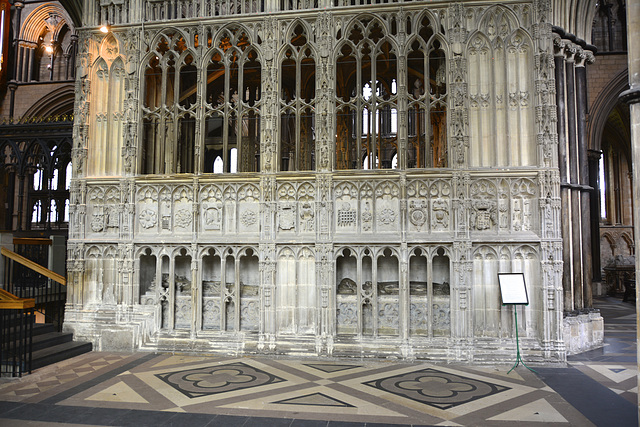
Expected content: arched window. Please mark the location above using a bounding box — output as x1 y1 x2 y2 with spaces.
407 17 447 168
336 19 398 170
141 31 199 174
280 24 316 171
203 30 261 173
591 0 627 53
32 200 42 224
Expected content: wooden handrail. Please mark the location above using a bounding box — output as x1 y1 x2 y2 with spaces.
0 288 35 309
13 237 52 246
1 247 66 286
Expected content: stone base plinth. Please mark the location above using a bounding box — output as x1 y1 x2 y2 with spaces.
562 311 604 355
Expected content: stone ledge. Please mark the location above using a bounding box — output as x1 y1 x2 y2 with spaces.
562 311 604 355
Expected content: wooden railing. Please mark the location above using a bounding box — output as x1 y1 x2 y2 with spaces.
1 247 66 286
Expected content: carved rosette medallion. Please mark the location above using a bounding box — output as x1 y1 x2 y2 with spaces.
174 209 192 228
241 210 257 228
378 208 397 225
139 209 157 229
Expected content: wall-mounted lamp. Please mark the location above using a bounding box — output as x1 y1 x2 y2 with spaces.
100 23 110 33
45 43 54 79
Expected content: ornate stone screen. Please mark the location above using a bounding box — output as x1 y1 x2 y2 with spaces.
66 0 564 363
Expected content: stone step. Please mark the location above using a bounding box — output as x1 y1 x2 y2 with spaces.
31 340 93 370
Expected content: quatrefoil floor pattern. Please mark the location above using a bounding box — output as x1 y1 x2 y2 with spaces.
0 353 599 425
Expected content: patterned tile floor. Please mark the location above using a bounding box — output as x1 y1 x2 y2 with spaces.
0 297 636 427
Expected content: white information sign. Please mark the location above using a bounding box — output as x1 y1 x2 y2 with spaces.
498 273 529 305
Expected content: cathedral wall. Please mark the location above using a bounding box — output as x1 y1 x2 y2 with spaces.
64 0 567 362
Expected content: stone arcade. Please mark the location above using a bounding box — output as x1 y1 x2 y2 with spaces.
63 0 587 363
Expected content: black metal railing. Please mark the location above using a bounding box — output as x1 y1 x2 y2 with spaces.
0 298 34 377
2 242 66 332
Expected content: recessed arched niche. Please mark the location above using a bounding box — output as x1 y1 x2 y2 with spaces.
202 248 222 330
432 247 450 337
139 248 157 304
160 255 170 329
362 250 373 336
239 248 259 331
409 246 450 337
377 248 399 336
224 253 236 331
409 247 428 335
174 249 192 330
336 248 357 335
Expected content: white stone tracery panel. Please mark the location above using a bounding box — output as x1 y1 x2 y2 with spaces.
472 244 540 339
276 246 316 335
87 34 125 177
468 6 535 167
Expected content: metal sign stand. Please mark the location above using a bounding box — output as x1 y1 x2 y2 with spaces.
508 306 536 374
498 273 537 374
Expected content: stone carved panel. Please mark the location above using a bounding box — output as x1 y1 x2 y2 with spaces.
275 181 316 234
375 181 400 233
238 184 260 234
200 185 223 232
223 185 237 233
173 186 193 232
469 180 498 232
334 182 358 233
87 185 121 235
360 183 374 232
378 302 399 333
407 180 429 232
430 180 451 232
136 186 159 233
297 183 316 234
511 178 537 233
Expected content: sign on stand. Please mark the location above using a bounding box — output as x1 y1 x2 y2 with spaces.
498 273 536 374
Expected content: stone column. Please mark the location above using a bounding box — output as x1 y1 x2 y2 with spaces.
11 2 23 81
554 40 574 311
566 49 584 310
7 80 16 118
619 0 640 417
576 55 593 308
588 149 603 291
